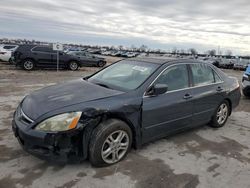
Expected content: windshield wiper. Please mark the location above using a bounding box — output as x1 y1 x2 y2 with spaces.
95 82 111 89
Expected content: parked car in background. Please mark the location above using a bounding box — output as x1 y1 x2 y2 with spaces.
87 48 102 54
242 65 250 97
233 59 249 71
122 52 138 58
0 44 18 62
101 51 112 56
67 51 106 67
12 58 240 166
12 45 88 71
110 51 122 57
218 58 234 69
202 57 220 67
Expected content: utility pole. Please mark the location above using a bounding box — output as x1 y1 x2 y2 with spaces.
218 45 221 56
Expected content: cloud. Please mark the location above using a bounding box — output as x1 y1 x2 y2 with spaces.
0 0 249 55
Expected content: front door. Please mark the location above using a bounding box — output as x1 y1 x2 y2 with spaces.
142 64 194 143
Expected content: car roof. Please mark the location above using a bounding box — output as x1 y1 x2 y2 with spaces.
128 57 202 65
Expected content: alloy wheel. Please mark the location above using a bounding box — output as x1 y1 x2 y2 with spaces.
23 60 34 70
101 130 129 164
216 103 228 125
70 62 78 70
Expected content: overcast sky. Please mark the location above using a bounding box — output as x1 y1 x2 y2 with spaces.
0 0 250 55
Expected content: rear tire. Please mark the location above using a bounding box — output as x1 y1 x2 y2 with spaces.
89 119 132 167
68 61 79 71
243 89 250 97
22 59 35 71
210 100 230 128
97 61 106 67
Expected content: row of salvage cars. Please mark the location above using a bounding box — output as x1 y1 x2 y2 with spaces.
1 44 107 71
202 57 250 70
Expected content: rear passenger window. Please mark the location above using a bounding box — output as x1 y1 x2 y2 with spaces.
155 64 189 92
33 46 52 53
3 46 15 50
190 64 216 86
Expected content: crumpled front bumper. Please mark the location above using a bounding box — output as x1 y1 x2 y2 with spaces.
12 110 85 163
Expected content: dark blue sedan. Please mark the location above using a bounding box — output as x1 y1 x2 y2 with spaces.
12 58 241 166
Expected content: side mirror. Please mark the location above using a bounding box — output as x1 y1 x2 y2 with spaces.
146 84 168 96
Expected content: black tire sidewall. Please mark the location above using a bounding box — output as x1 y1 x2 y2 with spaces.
89 119 132 167
22 59 35 71
243 89 250 97
97 61 105 67
69 61 79 71
210 100 230 128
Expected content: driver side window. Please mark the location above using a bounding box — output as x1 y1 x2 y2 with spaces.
155 64 189 92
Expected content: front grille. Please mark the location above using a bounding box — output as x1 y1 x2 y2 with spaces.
17 108 34 125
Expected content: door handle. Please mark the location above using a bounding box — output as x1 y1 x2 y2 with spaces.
183 93 193 99
216 86 223 92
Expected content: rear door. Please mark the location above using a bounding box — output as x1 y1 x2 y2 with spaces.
32 46 53 67
189 63 226 125
51 51 67 68
142 64 194 143
80 52 98 66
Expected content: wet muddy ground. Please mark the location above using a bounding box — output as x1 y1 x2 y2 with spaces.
0 59 250 188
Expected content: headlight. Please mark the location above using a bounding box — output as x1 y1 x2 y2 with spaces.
35 112 82 132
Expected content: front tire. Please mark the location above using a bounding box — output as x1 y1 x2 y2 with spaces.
68 61 79 71
89 119 132 167
210 100 230 128
22 59 35 70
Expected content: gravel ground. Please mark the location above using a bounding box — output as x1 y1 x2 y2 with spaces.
0 59 250 188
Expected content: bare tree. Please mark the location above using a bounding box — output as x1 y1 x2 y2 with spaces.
180 49 185 55
188 48 197 55
139 44 148 52
172 47 177 54
130 45 137 52
225 50 233 56
118 45 124 50
208 49 216 56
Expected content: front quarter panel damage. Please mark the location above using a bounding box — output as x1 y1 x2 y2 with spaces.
79 97 143 160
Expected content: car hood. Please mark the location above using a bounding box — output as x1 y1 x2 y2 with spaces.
21 79 123 120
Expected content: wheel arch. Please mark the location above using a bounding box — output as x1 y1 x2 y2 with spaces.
67 59 80 66
81 112 139 161
224 98 232 116
104 114 138 149
22 57 37 64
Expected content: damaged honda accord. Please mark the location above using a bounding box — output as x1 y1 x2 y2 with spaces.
12 58 241 166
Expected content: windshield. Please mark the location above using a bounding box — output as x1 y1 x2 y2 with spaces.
88 60 159 91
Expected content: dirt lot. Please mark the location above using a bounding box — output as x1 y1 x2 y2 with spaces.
0 59 250 188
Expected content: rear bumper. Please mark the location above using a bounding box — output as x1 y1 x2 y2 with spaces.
228 87 241 110
12 110 85 163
